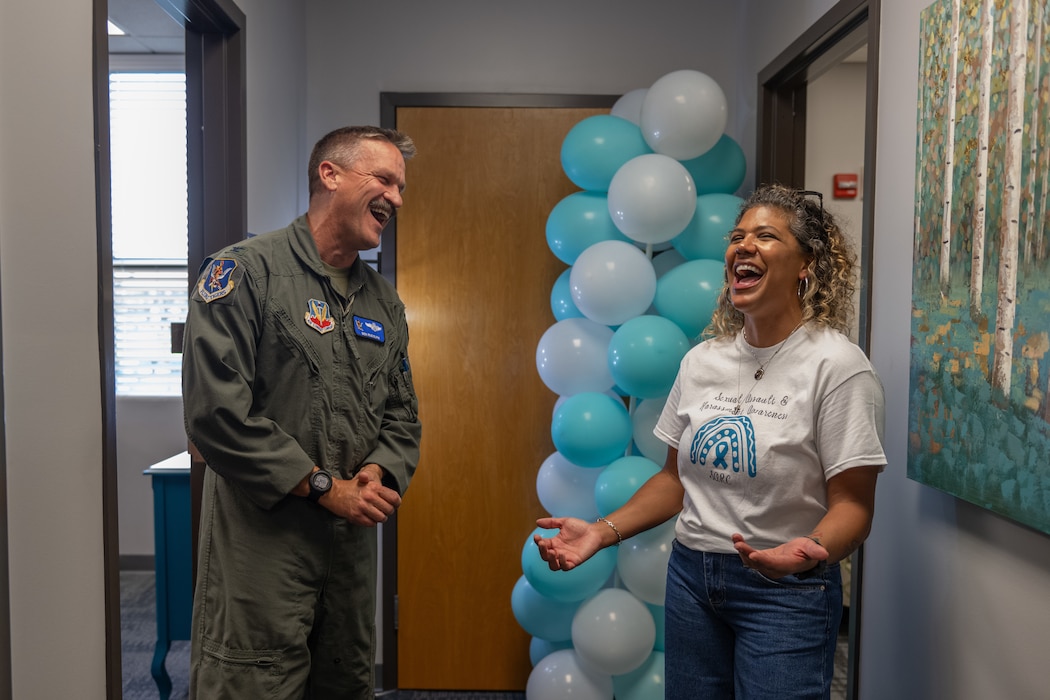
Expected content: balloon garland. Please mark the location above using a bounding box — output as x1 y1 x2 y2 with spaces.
520 69 748 700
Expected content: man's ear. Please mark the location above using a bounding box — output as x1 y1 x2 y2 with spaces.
318 161 340 191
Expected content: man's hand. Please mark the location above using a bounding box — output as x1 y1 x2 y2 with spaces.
322 465 401 527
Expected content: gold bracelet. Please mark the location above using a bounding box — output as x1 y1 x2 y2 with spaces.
596 516 622 545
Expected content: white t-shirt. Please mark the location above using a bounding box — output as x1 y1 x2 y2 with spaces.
653 324 887 554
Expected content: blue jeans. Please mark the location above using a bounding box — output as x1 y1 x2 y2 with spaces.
664 540 842 699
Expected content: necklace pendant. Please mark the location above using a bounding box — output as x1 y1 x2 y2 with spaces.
754 368 764 380
732 405 741 415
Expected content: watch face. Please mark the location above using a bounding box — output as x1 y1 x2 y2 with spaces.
311 471 332 490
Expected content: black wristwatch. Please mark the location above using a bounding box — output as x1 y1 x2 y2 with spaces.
307 469 333 502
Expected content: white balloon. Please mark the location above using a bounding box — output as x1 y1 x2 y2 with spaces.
631 398 668 465
527 649 614 700
530 637 573 667
536 451 602 520
611 88 648 125
641 70 728 160
572 588 656 675
607 154 696 245
536 318 616 396
616 519 676 605
569 240 656 326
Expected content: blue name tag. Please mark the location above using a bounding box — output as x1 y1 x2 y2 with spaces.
352 315 385 343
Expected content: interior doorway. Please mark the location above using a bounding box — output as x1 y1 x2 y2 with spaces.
380 93 616 691
98 0 245 696
757 1 881 697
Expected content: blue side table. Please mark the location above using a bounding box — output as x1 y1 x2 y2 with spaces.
144 452 193 700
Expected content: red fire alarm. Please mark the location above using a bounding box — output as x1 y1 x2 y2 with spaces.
833 173 858 199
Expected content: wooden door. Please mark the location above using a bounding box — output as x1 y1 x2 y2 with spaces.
394 103 609 690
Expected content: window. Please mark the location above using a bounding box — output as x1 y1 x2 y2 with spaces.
109 71 187 396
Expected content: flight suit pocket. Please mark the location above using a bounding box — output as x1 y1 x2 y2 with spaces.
196 637 285 698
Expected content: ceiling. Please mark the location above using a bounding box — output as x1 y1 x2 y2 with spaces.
108 0 184 55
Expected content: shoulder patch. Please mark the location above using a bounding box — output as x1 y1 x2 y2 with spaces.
198 259 238 302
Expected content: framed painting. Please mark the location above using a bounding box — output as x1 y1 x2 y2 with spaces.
909 0 1050 534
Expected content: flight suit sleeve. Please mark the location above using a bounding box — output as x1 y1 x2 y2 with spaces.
363 307 421 495
182 256 316 509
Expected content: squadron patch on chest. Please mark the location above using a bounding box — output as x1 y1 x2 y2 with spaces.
352 315 385 343
198 259 237 302
305 298 335 334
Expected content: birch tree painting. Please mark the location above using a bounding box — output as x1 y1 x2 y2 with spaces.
909 0 1050 534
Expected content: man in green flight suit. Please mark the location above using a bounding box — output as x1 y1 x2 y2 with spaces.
182 125 422 699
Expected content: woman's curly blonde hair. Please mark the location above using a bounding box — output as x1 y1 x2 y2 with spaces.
706 184 857 339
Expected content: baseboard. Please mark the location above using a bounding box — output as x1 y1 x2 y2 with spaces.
120 554 155 571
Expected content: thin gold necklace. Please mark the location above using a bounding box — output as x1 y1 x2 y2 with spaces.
742 320 804 380
733 321 804 415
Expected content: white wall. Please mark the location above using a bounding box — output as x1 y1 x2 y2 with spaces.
238 0 307 235
806 60 868 341
301 0 758 202
0 1 108 697
863 1 1050 698
117 397 188 558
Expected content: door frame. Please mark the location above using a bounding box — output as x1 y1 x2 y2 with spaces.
757 1 880 697
377 92 617 691
95 0 246 695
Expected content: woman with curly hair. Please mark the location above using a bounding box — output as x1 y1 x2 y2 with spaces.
535 184 886 699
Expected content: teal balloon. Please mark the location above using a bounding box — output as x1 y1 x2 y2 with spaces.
612 651 665 700
561 115 652 192
530 637 574 666
551 392 632 467
672 193 743 261
607 316 690 399
511 575 582 642
546 191 631 265
653 258 725 339
551 268 584 320
679 134 747 195
522 527 618 602
595 455 662 516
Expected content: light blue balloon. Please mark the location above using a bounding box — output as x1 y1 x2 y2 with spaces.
530 637 574 666
631 398 669 465
551 392 632 467
653 258 725 340
612 651 665 700
647 603 666 652
672 193 743 261
595 455 662 516
536 318 616 397
679 134 747 195
561 115 653 192
607 316 690 399
522 527 618 602
551 268 584 320
546 191 632 265
511 575 583 642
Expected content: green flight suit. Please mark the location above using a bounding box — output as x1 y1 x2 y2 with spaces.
182 215 421 699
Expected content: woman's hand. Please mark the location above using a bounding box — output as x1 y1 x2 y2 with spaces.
534 517 604 571
731 533 828 579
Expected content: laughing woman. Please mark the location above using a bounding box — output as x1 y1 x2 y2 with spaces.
534 184 887 699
